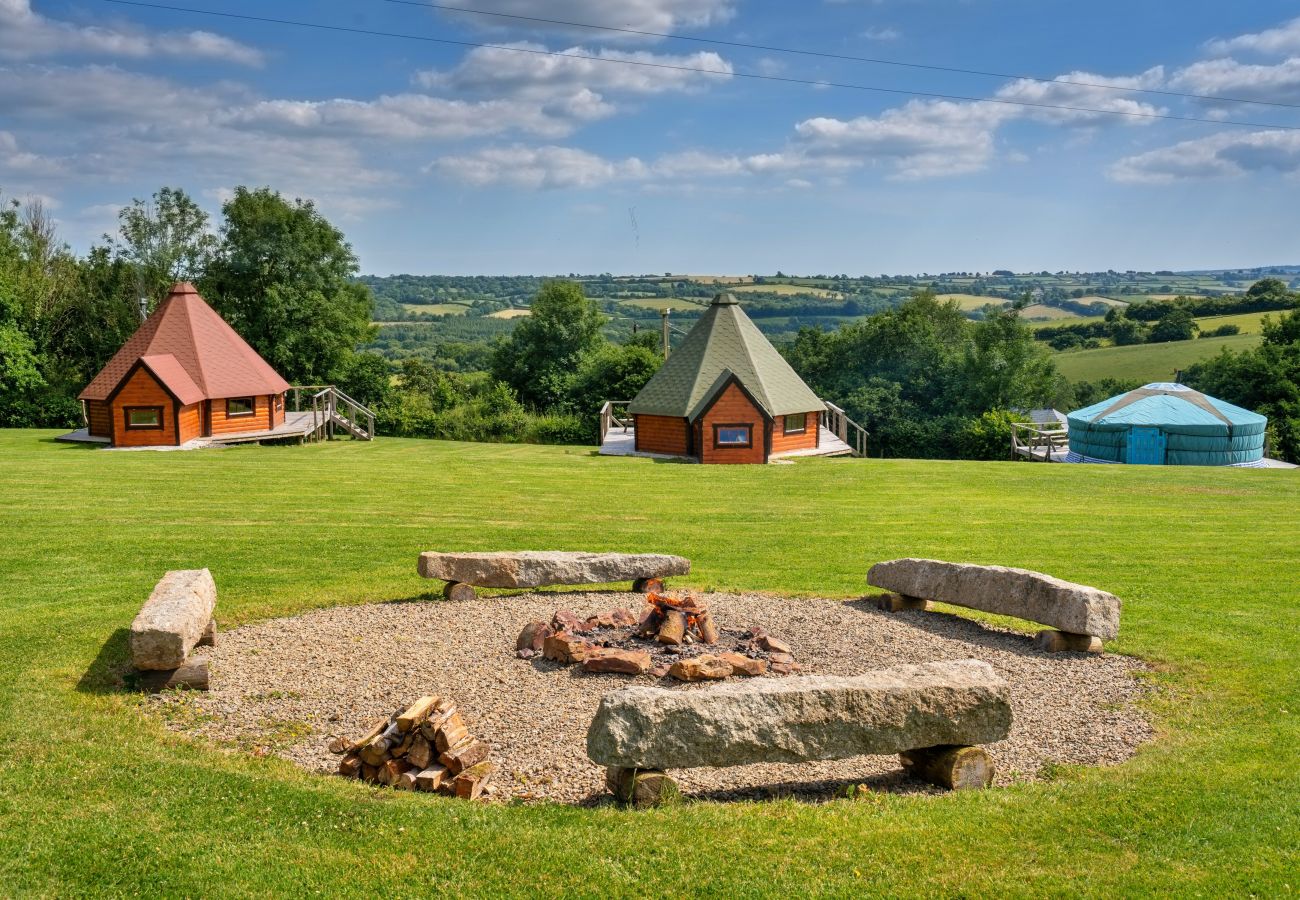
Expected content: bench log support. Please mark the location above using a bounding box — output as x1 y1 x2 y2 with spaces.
606 766 680 808
632 577 664 594
443 582 477 602
899 745 993 790
1034 630 1103 654
134 658 210 693
869 592 929 612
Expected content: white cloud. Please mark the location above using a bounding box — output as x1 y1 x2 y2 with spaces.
0 129 64 176
1171 57 1300 105
862 26 900 41
1206 17 1300 57
994 67 1167 124
433 0 734 40
0 0 263 66
1108 130 1300 184
416 42 731 98
431 145 648 189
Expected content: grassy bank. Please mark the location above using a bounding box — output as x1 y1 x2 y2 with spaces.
0 432 1296 895
1054 331 1262 383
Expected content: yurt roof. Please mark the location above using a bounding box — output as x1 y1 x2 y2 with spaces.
1067 383 1266 434
79 283 291 403
628 293 823 420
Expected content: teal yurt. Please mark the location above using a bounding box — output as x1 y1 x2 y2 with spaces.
1066 383 1267 466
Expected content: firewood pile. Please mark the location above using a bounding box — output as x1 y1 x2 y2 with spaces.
328 696 493 799
515 592 801 681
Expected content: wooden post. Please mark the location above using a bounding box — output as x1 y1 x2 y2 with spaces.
900 745 993 790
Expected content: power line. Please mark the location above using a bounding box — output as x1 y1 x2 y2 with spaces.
95 0 1300 132
382 0 1300 112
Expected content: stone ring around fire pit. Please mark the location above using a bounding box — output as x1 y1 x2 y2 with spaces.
417 551 691 601
586 659 1013 806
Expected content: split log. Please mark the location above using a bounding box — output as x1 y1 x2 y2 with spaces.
452 761 494 799
636 605 663 637
394 769 419 791
397 695 441 732
415 765 449 792
899 745 994 790
327 736 353 755
443 581 477 602
1035 630 1103 654
337 754 362 778
360 763 381 784
632 577 664 594
435 718 469 753
393 730 416 758
656 609 688 646
378 759 413 787
134 658 209 692
696 611 719 645
870 592 929 613
605 767 680 808
439 738 490 774
353 717 388 747
407 735 434 770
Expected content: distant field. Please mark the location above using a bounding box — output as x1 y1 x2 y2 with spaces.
680 275 753 284
401 302 470 316
1078 296 1126 307
1054 332 1261 382
488 308 531 319
729 283 842 298
619 298 693 312
1020 303 1085 320
936 293 1006 311
1194 311 1280 335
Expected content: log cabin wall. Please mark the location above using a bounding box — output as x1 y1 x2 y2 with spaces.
270 392 285 428
698 382 768 464
86 400 112 438
109 367 177 447
177 403 201 443
634 414 690 456
769 410 820 455
207 394 271 436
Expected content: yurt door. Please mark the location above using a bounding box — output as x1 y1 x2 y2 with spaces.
1126 426 1166 465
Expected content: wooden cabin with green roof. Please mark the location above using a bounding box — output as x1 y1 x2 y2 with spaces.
608 293 860 463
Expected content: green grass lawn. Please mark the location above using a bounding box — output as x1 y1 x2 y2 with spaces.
937 293 1007 311
0 432 1297 895
1054 332 1263 383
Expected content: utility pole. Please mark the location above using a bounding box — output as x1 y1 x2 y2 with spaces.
139 296 148 322
661 307 671 359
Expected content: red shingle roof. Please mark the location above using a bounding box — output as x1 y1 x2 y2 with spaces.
79 283 291 403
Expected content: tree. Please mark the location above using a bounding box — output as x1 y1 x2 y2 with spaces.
1148 307 1198 343
491 280 605 409
567 342 661 417
202 188 374 385
104 187 217 310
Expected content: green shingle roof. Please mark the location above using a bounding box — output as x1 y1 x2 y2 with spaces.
628 293 824 420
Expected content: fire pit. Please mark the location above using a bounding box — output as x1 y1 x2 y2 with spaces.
515 592 801 680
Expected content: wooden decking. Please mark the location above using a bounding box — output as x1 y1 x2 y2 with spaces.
205 410 320 445
1011 423 1070 462
598 425 853 462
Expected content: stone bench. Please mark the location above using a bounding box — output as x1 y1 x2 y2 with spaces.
417 551 691 601
586 659 1011 805
866 558 1120 653
129 568 217 691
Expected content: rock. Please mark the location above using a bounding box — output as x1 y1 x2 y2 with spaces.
418 551 691 588
551 609 593 634
667 655 732 682
605 766 680 807
718 652 768 677
542 632 594 664
650 665 671 678
769 652 794 664
611 608 638 627
582 649 653 675
867 558 1120 641
757 635 791 654
586 660 1012 769
769 661 800 675
516 621 553 652
129 569 217 671
585 611 619 629
516 648 536 660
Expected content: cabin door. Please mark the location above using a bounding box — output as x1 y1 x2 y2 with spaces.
201 400 212 437
1125 427 1166 465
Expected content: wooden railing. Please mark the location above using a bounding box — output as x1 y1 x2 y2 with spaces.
599 400 633 444
1011 422 1068 462
821 401 869 458
290 385 376 442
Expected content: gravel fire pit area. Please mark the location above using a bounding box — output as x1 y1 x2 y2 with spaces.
156 591 1153 804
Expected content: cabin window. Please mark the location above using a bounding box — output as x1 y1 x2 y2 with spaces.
123 406 163 429
713 424 752 448
226 397 256 417
783 414 807 435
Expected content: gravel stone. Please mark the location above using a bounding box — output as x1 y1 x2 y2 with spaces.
153 591 1153 804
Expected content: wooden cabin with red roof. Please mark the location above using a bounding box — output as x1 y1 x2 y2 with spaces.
78 283 292 448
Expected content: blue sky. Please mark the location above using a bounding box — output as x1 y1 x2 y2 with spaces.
3 0 1300 275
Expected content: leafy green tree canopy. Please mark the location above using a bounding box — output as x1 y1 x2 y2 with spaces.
491 280 605 409
104 186 217 310
202 187 374 385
